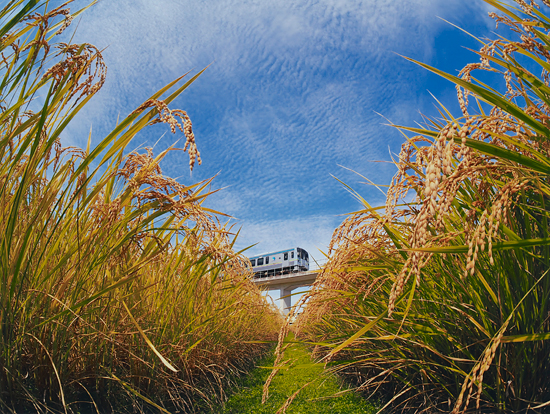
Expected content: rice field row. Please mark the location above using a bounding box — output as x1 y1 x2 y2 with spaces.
291 1 550 413
0 2 281 412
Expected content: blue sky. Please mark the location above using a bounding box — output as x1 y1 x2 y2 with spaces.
41 0 502 304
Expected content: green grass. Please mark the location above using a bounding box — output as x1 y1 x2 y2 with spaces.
217 334 378 414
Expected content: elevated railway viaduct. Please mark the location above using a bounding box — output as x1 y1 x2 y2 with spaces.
251 270 319 315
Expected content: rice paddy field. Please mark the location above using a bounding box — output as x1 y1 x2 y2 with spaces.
2 0 550 413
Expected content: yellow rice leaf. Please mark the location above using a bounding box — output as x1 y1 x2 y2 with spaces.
501 332 550 343
324 310 388 360
123 301 178 373
409 237 550 253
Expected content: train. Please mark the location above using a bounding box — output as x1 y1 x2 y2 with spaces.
248 247 309 278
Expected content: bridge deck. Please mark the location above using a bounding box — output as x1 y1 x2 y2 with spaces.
251 270 319 289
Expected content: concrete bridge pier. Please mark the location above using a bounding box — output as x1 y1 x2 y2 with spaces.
280 286 293 315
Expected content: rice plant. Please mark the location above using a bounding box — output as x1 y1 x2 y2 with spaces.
0 1 280 412
297 0 550 412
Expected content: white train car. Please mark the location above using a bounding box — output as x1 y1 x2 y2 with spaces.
248 247 309 278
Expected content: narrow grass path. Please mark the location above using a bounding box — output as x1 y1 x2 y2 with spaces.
217 335 378 414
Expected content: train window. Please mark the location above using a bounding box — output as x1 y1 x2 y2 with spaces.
284 253 288 260
291 252 294 259
257 258 264 266
251 259 256 266
266 256 269 264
